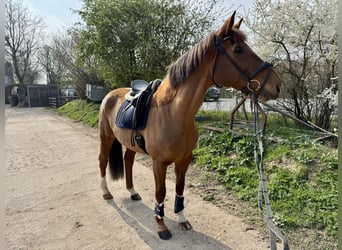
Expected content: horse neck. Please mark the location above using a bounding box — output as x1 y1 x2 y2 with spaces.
172 65 213 120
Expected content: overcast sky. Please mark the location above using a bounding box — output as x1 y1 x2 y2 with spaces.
24 0 254 33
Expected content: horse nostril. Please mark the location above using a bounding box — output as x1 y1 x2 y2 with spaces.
276 84 281 93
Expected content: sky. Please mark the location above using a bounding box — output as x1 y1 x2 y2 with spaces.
24 0 84 33
24 0 254 34
222 0 254 13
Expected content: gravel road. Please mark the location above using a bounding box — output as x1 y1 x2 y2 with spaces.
5 107 274 249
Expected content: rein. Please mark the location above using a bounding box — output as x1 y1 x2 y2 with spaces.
251 91 289 250
212 35 273 95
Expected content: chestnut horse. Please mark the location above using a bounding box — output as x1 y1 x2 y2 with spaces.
98 11 282 240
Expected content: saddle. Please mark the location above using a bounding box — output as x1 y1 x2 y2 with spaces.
115 79 161 131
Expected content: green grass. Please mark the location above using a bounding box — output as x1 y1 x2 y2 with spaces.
194 111 338 242
57 99 100 127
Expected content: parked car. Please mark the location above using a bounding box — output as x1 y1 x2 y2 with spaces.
204 86 220 101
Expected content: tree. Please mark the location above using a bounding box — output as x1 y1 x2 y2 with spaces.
76 0 222 87
244 0 338 130
5 0 46 84
49 29 104 98
39 45 64 85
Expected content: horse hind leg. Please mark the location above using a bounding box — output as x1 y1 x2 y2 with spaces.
124 148 141 200
174 154 193 231
99 137 125 199
99 136 114 200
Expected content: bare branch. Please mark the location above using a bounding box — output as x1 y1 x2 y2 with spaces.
5 0 45 84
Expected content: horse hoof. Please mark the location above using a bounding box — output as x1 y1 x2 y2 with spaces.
158 229 172 240
179 221 192 231
131 193 142 201
103 193 113 200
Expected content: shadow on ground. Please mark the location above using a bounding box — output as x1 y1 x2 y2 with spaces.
107 199 231 250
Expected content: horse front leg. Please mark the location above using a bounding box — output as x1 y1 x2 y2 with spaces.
152 159 171 240
174 154 192 231
124 148 141 200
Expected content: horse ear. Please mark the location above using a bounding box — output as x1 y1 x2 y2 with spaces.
234 18 243 29
218 11 236 37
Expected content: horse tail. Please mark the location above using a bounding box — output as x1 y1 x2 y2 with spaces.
108 138 124 180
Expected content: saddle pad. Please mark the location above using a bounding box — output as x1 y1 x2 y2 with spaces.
115 100 151 130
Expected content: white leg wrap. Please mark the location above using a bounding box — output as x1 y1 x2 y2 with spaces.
128 187 137 196
100 177 110 195
177 210 187 223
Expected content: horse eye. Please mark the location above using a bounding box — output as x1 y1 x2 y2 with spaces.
234 46 242 54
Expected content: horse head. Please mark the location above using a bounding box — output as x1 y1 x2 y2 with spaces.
212 11 282 101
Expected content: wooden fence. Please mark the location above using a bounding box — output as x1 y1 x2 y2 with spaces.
48 96 79 108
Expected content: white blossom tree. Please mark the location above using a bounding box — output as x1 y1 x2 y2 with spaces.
243 0 338 130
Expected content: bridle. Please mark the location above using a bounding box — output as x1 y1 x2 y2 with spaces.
211 35 273 95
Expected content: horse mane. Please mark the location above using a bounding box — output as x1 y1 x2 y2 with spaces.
166 29 247 88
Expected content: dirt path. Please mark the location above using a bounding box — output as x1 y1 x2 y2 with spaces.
5 107 275 250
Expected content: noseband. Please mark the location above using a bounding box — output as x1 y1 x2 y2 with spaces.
212 35 273 95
